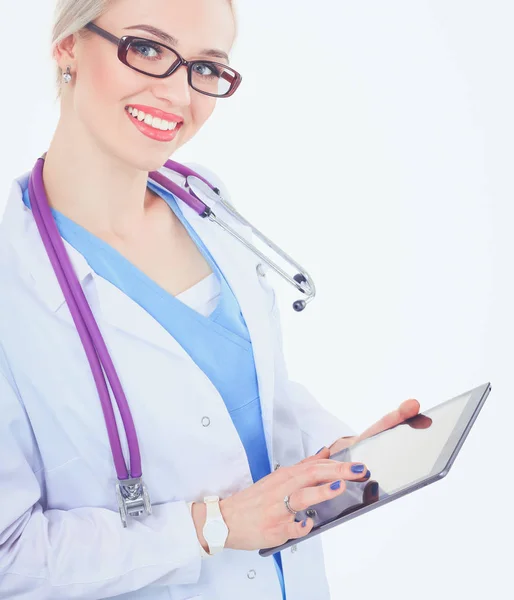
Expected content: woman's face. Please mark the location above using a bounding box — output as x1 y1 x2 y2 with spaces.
61 0 235 171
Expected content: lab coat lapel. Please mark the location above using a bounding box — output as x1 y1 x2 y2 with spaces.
2 173 209 363
88 273 195 359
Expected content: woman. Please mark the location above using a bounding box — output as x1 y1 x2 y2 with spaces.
0 0 420 598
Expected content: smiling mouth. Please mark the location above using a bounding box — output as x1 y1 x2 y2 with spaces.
125 106 183 132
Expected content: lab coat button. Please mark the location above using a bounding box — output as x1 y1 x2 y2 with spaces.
291 544 298 553
247 569 257 579
201 417 211 427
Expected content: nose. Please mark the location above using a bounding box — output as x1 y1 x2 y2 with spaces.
152 64 192 107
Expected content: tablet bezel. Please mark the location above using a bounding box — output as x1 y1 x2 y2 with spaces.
259 382 491 558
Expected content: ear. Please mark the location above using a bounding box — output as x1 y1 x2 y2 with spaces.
52 33 79 71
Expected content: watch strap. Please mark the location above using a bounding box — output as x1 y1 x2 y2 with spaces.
202 495 228 555
187 501 211 559
206 496 220 520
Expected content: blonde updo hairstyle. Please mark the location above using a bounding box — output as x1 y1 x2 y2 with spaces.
51 0 237 100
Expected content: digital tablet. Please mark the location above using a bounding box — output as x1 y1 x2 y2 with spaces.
259 382 491 557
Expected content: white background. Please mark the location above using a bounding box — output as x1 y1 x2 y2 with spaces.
1 1 512 598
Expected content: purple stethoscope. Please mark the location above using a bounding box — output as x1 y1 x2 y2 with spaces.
28 154 316 526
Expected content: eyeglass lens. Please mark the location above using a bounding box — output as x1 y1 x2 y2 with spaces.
126 39 237 96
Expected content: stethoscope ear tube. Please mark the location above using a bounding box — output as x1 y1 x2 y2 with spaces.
29 157 151 527
154 161 316 312
206 212 316 312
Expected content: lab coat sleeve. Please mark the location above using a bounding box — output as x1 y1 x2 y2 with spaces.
182 163 356 455
0 349 202 599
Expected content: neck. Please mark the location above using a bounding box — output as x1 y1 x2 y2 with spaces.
42 112 159 239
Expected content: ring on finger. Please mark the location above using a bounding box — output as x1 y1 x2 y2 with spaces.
284 495 298 515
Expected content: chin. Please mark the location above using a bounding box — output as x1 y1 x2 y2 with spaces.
120 150 174 174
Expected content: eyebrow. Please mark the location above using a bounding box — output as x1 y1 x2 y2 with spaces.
123 24 230 63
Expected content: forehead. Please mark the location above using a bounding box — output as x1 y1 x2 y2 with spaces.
104 0 235 52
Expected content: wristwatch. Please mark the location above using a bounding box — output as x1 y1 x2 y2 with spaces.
202 495 229 556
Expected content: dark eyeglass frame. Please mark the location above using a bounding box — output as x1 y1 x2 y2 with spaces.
84 22 242 98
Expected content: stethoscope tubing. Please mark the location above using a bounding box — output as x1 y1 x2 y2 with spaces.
29 158 141 480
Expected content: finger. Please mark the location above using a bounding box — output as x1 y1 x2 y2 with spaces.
286 517 315 540
293 458 347 472
353 468 372 482
287 461 371 492
300 447 330 463
328 436 356 455
399 399 421 420
359 399 420 440
287 478 347 514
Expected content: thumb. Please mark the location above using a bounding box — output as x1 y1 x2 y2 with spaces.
300 446 330 464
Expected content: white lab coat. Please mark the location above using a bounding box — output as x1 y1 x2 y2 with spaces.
0 162 354 600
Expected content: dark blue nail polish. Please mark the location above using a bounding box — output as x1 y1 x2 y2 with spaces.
316 447 326 454
351 464 365 474
301 519 307 527
364 470 371 479
330 480 341 491
370 482 379 496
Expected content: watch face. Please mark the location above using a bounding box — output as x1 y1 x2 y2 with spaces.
204 519 229 544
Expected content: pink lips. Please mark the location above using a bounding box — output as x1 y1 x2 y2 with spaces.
126 105 184 142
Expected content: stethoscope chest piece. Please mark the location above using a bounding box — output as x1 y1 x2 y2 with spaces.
116 477 152 528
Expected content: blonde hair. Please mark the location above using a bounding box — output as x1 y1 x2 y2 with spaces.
51 0 237 100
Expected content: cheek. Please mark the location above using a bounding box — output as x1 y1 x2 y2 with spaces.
190 96 217 134
176 96 217 149
74 48 134 137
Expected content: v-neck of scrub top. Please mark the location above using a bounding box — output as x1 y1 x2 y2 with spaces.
21 179 287 600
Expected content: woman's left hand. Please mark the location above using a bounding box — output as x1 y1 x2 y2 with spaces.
326 399 421 456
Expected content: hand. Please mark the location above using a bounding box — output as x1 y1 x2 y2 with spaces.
327 398 421 456
219 452 371 551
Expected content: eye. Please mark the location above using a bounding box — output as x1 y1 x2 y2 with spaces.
192 62 221 78
131 42 164 60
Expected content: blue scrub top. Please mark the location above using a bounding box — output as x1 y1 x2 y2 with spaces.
22 179 287 599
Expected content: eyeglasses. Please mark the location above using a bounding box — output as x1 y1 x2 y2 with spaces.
84 22 242 98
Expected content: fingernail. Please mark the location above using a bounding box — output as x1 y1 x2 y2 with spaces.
351 464 365 474
330 480 341 491
370 482 379 496
316 447 326 454
364 469 371 479
301 519 307 527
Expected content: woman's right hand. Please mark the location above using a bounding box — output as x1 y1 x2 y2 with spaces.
219 447 370 551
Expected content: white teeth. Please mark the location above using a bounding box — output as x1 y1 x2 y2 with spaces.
127 106 181 131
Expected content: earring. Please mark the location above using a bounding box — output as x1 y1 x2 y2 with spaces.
63 66 72 84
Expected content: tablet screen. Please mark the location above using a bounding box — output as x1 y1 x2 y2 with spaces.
336 390 472 495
